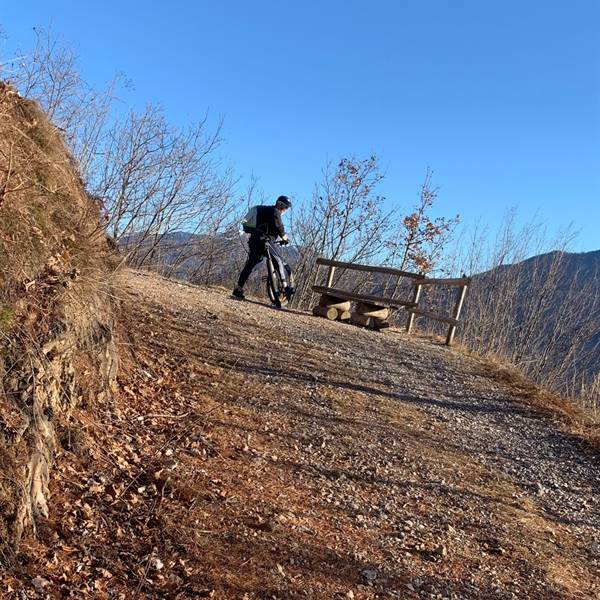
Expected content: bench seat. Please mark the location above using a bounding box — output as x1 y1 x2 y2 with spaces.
312 285 417 309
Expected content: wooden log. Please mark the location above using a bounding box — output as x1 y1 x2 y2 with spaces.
355 302 389 319
312 285 416 309
312 305 338 320
445 283 469 346
350 313 373 328
337 310 351 321
350 313 389 330
319 294 351 311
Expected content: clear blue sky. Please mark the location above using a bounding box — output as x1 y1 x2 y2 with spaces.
2 1 599 251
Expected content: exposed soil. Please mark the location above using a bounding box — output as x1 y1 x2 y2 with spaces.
2 269 599 599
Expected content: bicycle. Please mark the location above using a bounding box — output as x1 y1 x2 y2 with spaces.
262 235 295 309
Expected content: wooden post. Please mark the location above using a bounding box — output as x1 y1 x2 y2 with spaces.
308 261 321 308
406 283 422 333
445 283 468 346
326 265 336 288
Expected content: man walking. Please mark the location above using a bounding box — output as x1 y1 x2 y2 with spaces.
232 195 291 300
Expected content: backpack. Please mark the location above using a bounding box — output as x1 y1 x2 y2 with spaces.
241 205 259 233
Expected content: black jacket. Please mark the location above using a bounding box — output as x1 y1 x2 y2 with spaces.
252 205 286 239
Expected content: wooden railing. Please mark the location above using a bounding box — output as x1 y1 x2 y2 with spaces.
311 257 471 345
404 276 470 345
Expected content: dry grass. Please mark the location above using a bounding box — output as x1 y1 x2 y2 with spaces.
0 81 118 353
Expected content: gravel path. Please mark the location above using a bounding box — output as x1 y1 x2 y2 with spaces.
124 270 600 599
181 276 600 540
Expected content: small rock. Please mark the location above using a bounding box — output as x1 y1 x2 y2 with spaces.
360 569 378 584
31 577 50 592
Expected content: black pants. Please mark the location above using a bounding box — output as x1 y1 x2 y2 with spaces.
237 236 266 288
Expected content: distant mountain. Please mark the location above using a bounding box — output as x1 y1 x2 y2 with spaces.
483 249 600 285
119 230 299 284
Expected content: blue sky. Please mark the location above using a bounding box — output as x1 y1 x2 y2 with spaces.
1 1 599 251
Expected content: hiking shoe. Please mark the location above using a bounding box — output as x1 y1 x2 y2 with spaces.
231 288 245 301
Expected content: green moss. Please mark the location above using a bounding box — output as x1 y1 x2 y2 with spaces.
0 307 15 332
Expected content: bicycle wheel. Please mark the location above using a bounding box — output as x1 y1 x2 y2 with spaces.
266 269 286 308
265 256 289 308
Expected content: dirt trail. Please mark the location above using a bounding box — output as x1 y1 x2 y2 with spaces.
3 269 599 599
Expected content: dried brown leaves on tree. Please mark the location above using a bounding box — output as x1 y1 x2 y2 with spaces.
385 169 459 275
291 155 393 308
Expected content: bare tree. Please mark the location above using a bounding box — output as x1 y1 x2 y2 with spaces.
437 213 600 412
384 169 459 275
4 29 237 276
291 155 393 308
91 103 234 268
6 28 119 182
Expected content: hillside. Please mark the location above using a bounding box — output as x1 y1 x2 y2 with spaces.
465 248 600 389
0 82 598 599
0 83 117 554
2 269 599 599
489 249 600 283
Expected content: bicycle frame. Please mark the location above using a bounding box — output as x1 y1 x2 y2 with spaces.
263 237 294 308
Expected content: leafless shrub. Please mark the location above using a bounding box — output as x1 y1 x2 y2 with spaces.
423 212 600 414
2 28 236 276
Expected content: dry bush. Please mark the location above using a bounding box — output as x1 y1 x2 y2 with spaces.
416 213 600 416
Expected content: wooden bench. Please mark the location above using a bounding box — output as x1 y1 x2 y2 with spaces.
311 258 471 344
311 258 424 330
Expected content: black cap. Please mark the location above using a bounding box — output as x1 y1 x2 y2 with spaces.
276 195 291 209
